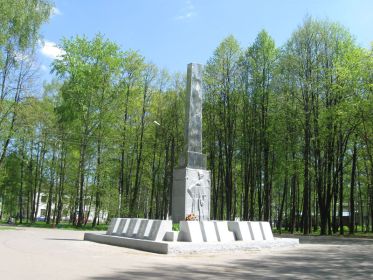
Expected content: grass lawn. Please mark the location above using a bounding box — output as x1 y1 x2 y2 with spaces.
2 221 181 231
0 221 108 231
2 220 373 238
274 226 373 239
0 226 18 230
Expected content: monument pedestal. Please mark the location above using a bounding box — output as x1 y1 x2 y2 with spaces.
84 218 299 254
172 168 210 223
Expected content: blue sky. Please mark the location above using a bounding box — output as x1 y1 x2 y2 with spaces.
39 0 373 79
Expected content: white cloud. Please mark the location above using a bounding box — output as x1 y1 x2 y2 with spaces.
40 40 65 60
175 0 196 20
52 7 62 16
187 0 195 10
175 12 195 20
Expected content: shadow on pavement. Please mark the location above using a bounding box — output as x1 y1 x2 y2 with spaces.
87 239 373 280
45 238 84 242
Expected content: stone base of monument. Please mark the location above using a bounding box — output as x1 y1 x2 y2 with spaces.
84 218 299 254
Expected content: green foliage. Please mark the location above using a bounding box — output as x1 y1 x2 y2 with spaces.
14 221 108 231
172 223 180 231
0 15 372 235
0 226 17 230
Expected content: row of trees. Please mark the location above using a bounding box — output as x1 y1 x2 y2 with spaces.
0 1 372 234
204 23 372 235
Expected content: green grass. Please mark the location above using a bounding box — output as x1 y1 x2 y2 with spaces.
273 226 373 238
1 221 108 231
0 226 17 230
172 223 180 231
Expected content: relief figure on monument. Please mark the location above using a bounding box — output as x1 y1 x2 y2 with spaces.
187 170 210 220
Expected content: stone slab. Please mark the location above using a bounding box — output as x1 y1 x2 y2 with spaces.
121 218 130 235
106 218 171 242
163 231 179 242
135 219 150 239
125 219 141 237
118 218 130 236
248 222 264 241
200 221 218 242
260 222 274 241
111 218 127 236
106 218 120 235
147 220 172 241
143 219 154 239
168 238 299 254
84 233 168 254
228 221 252 241
84 232 299 254
214 221 235 242
131 218 144 237
179 221 204 242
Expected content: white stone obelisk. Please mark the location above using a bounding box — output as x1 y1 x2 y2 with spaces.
171 63 211 223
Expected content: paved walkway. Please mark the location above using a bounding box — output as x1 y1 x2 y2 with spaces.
1 227 372 279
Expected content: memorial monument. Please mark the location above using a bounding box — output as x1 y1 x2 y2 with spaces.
172 63 211 223
84 63 299 254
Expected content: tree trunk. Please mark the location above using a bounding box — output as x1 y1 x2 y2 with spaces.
77 138 87 227
277 175 288 233
130 85 148 216
302 98 311 235
46 150 56 224
18 139 25 224
349 141 357 234
92 138 102 228
338 134 345 235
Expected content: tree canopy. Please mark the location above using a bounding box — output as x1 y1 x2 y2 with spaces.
0 6 372 236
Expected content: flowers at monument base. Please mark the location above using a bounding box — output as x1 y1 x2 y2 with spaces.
185 213 198 221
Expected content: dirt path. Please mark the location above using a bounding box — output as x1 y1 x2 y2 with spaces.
1 227 372 279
